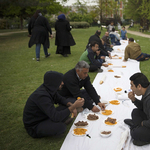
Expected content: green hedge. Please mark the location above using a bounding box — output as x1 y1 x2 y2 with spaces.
70 22 90 28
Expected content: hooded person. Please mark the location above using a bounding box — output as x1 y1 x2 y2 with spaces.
55 14 76 57
23 71 84 138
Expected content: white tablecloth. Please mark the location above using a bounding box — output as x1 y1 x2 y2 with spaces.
60 41 150 150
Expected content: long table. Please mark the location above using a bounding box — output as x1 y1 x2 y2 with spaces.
60 41 150 150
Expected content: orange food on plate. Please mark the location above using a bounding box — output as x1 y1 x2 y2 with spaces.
114 87 122 92
105 117 117 125
105 121 117 125
108 63 113 65
73 128 87 135
119 57 122 59
122 66 126 68
109 100 120 105
101 110 112 115
108 70 114 72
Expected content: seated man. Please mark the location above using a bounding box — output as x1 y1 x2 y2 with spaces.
58 61 106 112
107 21 115 33
86 30 112 59
124 73 150 146
79 41 108 72
102 31 113 52
123 38 150 61
23 71 84 138
109 28 121 45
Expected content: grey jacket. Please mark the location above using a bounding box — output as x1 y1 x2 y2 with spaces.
133 85 150 128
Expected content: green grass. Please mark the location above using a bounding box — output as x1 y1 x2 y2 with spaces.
0 27 150 150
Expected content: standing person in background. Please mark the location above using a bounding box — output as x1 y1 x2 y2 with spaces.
28 10 53 61
97 20 101 28
55 14 76 57
121 26 127 40
107 21 115 33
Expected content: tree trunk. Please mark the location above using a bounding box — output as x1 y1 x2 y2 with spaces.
20 15 23 30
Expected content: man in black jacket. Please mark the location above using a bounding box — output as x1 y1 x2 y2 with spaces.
58 61 106 112
86 30 112 59
23 71 84 138
124 73 150 146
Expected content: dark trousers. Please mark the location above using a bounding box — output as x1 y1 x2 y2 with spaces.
67 89 94 110
130 108 150 142
89 64 99 72
136 53 150 61
25 105 69 138
56 46 71 55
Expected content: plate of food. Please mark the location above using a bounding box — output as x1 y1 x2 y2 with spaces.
113 87 123 94
114 75 122 78
74 120 89 128
100 130 112 137
86 113 100 121
100 109 114 116
104 117 117 126
72 128 87 137
109 100 120 105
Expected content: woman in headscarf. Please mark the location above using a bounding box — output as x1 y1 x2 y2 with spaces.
55 14 76 57
28 10 53 61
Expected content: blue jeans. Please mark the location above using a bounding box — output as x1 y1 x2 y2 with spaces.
36 44 48 58
136 53 150 61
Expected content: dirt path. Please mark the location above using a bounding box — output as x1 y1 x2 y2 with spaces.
126 27 150 38
0 30 28 36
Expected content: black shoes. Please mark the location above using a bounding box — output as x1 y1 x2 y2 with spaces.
63 54 68 57
133 139 150 146
45 53 51 58
36 58 40 61
124 119 134 127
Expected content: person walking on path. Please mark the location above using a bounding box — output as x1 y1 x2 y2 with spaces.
28 10 53 61
55 14 76 57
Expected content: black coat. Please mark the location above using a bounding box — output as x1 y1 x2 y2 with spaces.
55 20 76 46
58 68 100 109
23 71 70 128
28 16 52 48
86 34 109 56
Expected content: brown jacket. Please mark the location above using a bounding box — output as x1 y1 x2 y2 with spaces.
124 42 141 61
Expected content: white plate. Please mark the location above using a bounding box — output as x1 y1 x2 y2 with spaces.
74 121 89 128
101 100 109 106
86 113 100 121
100 130 112 137
109 100 120 105
100 109 114 116
103 118 118 126
72 129 87 137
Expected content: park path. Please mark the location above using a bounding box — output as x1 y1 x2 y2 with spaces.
126 27 150 38
0 28 150 38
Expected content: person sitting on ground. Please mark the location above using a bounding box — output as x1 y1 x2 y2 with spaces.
123 38 150 61
109 28 121 45
23 71 84 138
124 73 150 146
107 21 115 33
58 61 106 112
86 30 112 59
79 41 108 72
120 26 127 40
102 32 113 52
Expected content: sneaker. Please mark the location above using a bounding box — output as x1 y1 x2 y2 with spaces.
133 139 150 146
45 53 51 58
124 119 134 127
36 58 40 61
98 68 103 73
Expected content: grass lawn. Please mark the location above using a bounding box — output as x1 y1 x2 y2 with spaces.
0 27 150 150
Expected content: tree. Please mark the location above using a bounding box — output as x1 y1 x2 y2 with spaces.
0 0 66 29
